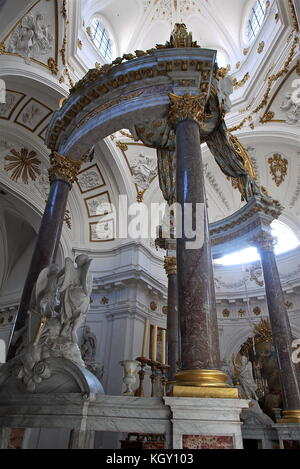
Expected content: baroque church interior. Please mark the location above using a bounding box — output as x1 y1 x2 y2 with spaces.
0 0 299 451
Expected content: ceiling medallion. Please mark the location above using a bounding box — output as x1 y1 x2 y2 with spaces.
4 148 41 184
268 153 288 187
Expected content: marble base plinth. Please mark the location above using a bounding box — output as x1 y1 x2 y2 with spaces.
0 394 249 449
164 397 249 449
172 385 238 398
273 423 300 449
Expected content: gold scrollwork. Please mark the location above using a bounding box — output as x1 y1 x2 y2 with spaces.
232 72 250 89
268 153 289 187
168 92 207 128
48 152 82 185
268 153 288 187
257 41 265 54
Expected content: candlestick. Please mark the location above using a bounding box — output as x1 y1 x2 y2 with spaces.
141 319 150 358
151 325 158 361
161 330 166 364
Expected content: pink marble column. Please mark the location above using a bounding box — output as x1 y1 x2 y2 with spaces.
175 117 221 371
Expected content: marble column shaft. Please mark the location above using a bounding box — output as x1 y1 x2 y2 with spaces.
258 242 300 411
165 261 179 380
8 153 81 359
176 118 220 371
14 179 70 333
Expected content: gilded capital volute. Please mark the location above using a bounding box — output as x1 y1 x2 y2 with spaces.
164 256 177 275
251 231 276 252
168 92 207 129
48 152 82 186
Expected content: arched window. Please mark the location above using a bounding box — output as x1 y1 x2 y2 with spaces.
90 17 112 61
247 0 266 43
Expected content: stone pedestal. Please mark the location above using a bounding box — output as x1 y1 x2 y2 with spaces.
273 423 300 449
164 397 249 449
0 394 248 449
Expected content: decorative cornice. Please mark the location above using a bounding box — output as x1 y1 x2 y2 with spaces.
164 256 177 275
48 152 82 185
168 92 207 128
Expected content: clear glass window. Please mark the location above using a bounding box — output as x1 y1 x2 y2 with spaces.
247 0 266 43
90 18 112 61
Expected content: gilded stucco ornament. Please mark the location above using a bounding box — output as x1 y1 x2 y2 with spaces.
48 152 82 185
268 153 288 187
251 231 276 252
168 92 207 128
164 256 177 275
4 148 41 184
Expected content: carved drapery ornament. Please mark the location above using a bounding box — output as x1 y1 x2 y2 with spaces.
268 153 288 187
168 92 207 128
251 231 276 252
48 152 82 185
164 256 177 275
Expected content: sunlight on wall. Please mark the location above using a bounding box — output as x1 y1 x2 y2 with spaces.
214 220 299 266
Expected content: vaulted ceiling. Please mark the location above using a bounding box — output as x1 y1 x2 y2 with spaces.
0 0 299 255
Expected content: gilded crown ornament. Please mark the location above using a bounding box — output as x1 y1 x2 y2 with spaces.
164 256 177 275
48 152 82 185
162 23 200 49
168 92 207 128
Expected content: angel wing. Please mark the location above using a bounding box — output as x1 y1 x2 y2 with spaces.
59 257 75 293
35 265 58 305
80 258 92 296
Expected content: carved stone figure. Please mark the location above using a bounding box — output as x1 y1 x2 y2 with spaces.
131 152 157 190
59 255 93 343
2 256 94 391
217 76 234 114
80 326 104 381
280 92 300 125
8 13 53 60
80 326 96 363
234 355 259 400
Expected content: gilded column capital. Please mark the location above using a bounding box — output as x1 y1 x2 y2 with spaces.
168 92 207 129
251 231 276 252
48 152 82 186
164 256 177 275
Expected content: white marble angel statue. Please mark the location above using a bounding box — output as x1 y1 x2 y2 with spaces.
33 263 61 318
58 255 93 343
235 354 259 400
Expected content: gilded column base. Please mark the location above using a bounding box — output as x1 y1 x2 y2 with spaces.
277 410 300 424
172 370 239 399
